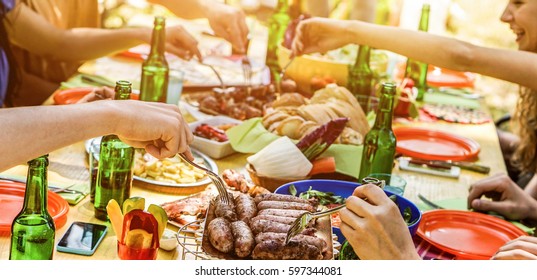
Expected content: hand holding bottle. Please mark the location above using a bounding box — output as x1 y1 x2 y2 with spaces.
76 87 115 103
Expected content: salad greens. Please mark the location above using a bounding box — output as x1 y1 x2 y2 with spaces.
288 185 346 206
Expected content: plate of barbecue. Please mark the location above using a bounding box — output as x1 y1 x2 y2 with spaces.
200 192 334 260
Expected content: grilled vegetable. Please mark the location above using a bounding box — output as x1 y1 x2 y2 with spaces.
296 118 349 161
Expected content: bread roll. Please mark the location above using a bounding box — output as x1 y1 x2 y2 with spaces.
276 116 306 139
272 93 307 108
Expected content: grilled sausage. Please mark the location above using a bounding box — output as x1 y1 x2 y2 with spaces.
257 208 308 218
254 232 328 253
250 219 291 235
251 239 323 260
214 193 237 222
234 193 257 225
250 215 296 225
254 193 312 205
257 200 316 212
207 217 234 253
230 220 255 258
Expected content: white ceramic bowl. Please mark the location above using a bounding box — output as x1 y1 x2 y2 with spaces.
188 116 242 159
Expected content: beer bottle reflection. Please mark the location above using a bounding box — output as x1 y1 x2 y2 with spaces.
9 155 55 260
94 80 135 221
358 82 397 180
140 16 169 103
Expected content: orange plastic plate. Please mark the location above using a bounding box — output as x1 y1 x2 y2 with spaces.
53 87 139 105
53 88 94 105
395 63 476 88
393 127 480 161
0 181 69 232
417 210 527 260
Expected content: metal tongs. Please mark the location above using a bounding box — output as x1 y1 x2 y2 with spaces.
284 177 385 244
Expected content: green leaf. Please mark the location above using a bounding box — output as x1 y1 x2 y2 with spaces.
403 207 413 224
289 184 297 196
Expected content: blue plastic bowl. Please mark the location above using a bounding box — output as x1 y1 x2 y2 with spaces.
274 179 422 244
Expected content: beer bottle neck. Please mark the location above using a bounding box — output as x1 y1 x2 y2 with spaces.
373 85 395 129
23 156 49 213
148 17 166 59
115 80 132 100
351 45 371 72
418 4 430 32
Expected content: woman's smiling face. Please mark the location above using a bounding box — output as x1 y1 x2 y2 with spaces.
501 0 537 52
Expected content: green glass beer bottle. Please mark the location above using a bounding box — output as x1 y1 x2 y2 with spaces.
94 80 135 221
9 155 55 260
139 16 169 103
266 0 290 83
358 82 397 180
404 3 430 101
347 45 373 112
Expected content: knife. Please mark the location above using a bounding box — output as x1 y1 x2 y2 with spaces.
408 158 490 174
417 194 445 209
81 74 115 87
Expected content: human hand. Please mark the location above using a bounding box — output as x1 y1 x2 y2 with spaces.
492 236 537 260
110 100 194 160
339 184 420 260
292 17 355 56
76 87 115 103
468 173 537 221
205 2 248 53
165 25 202 61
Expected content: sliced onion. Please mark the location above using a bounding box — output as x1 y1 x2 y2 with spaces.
247 136 312 178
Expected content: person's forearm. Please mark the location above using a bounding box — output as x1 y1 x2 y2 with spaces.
0 102 118 171
345 21 537 91
6 2 151 61
149 0 211 19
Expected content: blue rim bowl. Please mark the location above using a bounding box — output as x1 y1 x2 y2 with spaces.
274 179 422 244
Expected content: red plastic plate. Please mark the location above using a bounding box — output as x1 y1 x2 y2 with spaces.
417 210 527 260
0 181 69 232
393 127 480 161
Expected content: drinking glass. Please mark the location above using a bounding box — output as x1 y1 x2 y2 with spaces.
367 173 407 196
166 68 184 106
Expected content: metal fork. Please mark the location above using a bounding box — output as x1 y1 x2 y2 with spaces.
241 56 252 87
285 204 346 244
276 56 295 95
177 153 231 204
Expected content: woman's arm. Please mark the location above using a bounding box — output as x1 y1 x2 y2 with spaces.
5 2 149 61
292 18 537 91
4 2 200 61
0 100 193 172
